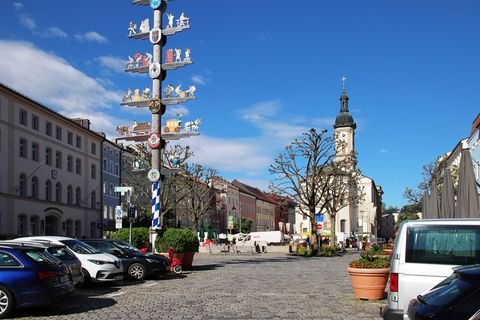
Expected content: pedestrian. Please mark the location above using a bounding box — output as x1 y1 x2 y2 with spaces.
306 236 311 248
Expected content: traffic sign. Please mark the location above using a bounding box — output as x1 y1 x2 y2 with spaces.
316 223 323 230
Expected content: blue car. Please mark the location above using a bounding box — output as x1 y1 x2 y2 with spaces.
0 242 75 318
408 264 480 320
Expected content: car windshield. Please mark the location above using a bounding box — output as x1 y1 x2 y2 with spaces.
421 272 478 307
112 240 141 252
60 239 99 254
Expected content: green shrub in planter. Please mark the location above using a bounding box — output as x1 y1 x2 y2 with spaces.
109 227 149 249
155 228 199 253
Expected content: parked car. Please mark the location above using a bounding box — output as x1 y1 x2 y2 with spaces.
82 239 170 280
7 239 84 286
407 264 480 320
17 236 123 284
0 242 74 318
382 218 480 320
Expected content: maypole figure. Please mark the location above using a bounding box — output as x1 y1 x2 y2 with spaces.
167 13 175 29
128 21 137 35
184 48 191 62
174 48 182 62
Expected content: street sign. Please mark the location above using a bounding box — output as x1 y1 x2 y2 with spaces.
115 186 133 194
316 223 323 230
315 213 324 223
115 206 123 229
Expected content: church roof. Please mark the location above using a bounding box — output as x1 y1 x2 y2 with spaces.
334 78 356 129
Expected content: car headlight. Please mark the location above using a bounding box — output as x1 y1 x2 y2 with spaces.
88 259 108 265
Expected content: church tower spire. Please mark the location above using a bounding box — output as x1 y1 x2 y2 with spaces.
334 76 356 162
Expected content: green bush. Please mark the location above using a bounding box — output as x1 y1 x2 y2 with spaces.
319 245 338 257
155 228 199 253
108 227 149 249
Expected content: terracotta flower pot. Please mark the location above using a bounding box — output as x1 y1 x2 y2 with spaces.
181 251 195 269
347 267 389 300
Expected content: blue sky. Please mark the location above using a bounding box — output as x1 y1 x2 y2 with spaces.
0 0 479 209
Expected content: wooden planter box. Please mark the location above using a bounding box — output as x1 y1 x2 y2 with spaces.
347 267 389 300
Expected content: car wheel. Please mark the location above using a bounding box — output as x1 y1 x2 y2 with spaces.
172 264 183 275
81 268 91 286
0 285 14 319
128 263 146 280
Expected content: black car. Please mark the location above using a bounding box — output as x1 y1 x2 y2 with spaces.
82 239 169 280
408 264 480 320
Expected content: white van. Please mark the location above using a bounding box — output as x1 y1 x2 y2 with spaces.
382 219 480 320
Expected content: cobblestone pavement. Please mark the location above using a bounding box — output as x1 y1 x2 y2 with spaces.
13 251 385 320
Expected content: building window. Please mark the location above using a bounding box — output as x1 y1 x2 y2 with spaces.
103 159 107 170
32 115 39 130
67 185 73 205
66 219 73 237
46 122 52 136
55 182 62 202
45 180 52 201
67 131 73 145
115 164 119 175
45 147 52 166
31 142 39 161
76 136 81 149
18 173 27 196
340 219 346 233
30 216 39 235
75 159 81 174
67 155 73 172
91 142 96 155
55 151 62 169
75 220 81 238
55 126 62 140
91 164 96 179
19 138 27 158
19 109 27 125
17 215 27 236
90 191 96 209
31 176 38 199
75 187 81 206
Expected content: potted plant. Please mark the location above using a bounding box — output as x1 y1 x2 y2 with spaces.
154 228 199 269
347 250 390 300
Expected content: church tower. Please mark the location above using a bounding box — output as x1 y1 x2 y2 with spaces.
334 76 356 163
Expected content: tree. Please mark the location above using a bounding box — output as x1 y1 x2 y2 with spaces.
403 154 451 213
269 128 362 247
178 163 218 232
120 143 192 230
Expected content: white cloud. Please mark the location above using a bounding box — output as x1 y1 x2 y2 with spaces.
0 40 121 124
191 75 207 85
75 31 108 44
184 135 273 175
44 27 68 38
379 149 389 154
96 55 125 73
13 2 24 11
240 100 280 123
19 14 36 31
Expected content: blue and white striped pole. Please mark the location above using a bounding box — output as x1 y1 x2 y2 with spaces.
151 181 160 228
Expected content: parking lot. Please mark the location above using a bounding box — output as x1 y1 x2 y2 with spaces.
14 251 384 320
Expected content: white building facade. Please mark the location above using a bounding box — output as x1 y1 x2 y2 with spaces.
0 83 104 238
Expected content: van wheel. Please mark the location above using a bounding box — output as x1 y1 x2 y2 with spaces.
128 263 146 280
0 285 14 319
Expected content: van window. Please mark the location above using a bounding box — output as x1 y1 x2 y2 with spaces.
406 225 480 265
